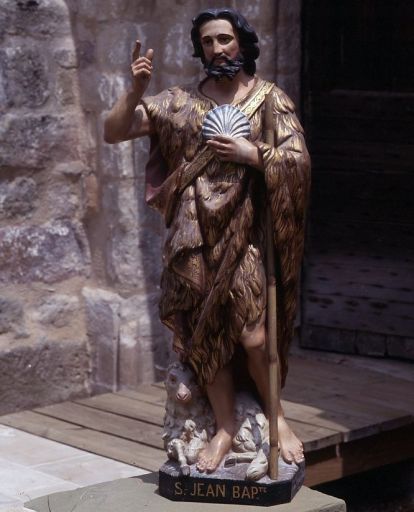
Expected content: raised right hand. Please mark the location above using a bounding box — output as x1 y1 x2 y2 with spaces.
131 40 154 96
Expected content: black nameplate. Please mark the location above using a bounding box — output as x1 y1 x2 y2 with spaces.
158 461 304 507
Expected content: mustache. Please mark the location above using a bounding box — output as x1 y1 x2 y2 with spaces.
211 54 232 65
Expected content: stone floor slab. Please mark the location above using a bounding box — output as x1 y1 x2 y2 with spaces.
0 460 79 501
0 425 89 466
0 491 19 506
32 453 147 486
0 425 150 510
0 506 34 512
26 473 346 512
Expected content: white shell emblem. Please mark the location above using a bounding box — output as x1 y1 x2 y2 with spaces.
202 104 251 140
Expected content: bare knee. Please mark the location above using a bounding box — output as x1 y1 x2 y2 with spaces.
240 324 266 352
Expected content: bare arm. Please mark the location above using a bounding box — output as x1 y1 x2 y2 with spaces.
104 40 154 143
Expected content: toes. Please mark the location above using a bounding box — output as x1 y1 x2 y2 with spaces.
197 462 206 471
206 459 218 473
196 456 207 472
197 455 212 473
294 450 305 464
281 450 294 463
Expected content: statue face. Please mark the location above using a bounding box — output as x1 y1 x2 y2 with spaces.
199 18 240 66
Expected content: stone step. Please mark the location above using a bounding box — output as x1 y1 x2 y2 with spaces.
25 473 346 512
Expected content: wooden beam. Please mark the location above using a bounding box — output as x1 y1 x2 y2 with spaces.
305 424 414 486
34 401 163 449
0 410 165 471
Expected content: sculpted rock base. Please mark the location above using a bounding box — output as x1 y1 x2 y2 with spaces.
160 362 305 505
159 458 305 506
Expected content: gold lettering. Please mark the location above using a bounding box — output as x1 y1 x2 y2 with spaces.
174 482 183 496
233 485 240 498
206 484 215 497
250 486 259 499
197 483 206 496
190 482 197 496
241 486 251 499
216 484 225 498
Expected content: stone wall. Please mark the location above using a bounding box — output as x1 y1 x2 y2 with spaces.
0 0 92 414
0 0 302 414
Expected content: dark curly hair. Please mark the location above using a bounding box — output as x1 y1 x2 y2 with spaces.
191 8 260 76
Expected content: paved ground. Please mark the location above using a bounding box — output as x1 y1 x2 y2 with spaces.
1 383 412 512
0 424 148 512
1 422 413 512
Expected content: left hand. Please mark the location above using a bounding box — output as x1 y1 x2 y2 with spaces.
206 135 260 167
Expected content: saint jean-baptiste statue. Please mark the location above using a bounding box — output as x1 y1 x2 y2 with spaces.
105 8 310 505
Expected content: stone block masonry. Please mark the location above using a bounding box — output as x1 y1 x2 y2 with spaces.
0 0 94 415
0 0 302 414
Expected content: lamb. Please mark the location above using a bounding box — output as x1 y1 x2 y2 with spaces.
162 362 215 475
162 361 270 480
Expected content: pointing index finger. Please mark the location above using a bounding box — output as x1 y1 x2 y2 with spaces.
132 40 141 61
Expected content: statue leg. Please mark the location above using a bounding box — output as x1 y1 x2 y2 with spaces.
196 363 235 473
240 314 304 464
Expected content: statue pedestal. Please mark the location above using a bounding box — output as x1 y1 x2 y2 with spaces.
25 472 346 512
159 458 304 506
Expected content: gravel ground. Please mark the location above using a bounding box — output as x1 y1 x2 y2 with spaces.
313 460 414 512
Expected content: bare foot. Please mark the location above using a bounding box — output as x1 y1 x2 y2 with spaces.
278 415 304 464
196 428 233 473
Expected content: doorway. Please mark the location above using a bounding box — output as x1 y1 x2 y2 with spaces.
301 0 414 359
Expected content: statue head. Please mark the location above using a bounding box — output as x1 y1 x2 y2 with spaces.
191 8 260 77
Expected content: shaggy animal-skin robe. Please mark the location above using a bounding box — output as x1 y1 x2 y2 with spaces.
141 78 311 388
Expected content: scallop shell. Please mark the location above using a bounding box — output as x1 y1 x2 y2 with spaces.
202 104 251 140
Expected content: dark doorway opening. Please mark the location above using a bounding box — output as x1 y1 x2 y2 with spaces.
300 0 414 360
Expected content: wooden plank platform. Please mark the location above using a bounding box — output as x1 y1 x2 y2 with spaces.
1 355 413 487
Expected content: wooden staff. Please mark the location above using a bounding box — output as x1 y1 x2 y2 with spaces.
264 93 280 480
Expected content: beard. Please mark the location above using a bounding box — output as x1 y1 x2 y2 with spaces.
204 54 245 81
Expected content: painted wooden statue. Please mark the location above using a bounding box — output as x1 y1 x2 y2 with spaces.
104 8 310 494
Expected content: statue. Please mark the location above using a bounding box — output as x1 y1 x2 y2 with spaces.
163 361 270 481
104 7 310 505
